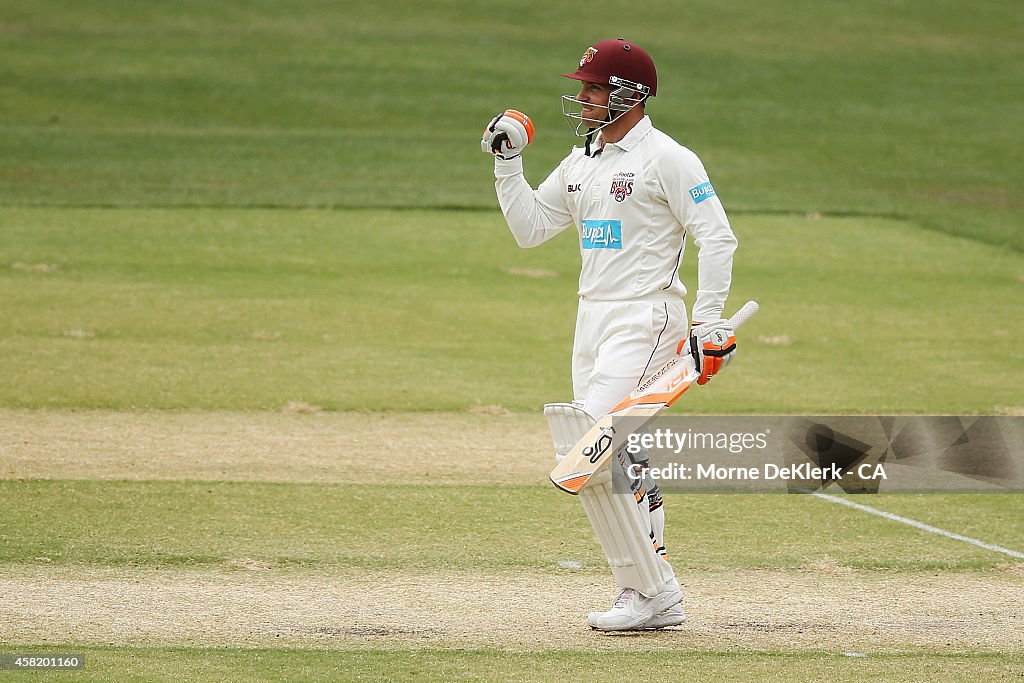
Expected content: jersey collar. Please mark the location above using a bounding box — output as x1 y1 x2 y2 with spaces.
597 115 653 153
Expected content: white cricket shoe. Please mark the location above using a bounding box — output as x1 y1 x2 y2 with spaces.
587 581 683 631
640 601 686 630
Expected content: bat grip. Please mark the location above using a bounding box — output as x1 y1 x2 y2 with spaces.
693 300 759 337
727 300 759 330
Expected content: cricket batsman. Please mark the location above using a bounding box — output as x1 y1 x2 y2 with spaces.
482 39 738 630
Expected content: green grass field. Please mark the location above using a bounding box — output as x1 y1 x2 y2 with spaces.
1 1 1022 680
2 482 1021 570
2 208 1020 413
3 647 1020 683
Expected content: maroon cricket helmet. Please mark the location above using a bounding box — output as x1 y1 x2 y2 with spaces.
562 38 658 97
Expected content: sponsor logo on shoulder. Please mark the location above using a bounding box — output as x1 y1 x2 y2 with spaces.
689 181 716 204
580 219 622 250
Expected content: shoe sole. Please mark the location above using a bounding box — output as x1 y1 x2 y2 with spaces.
639 613 687 630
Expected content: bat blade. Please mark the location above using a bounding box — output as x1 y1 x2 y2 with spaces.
549 356 699 494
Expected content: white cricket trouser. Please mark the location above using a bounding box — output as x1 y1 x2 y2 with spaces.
572 295 689 420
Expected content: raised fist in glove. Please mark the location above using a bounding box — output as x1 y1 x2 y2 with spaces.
481 109 535 160
677 320 737 385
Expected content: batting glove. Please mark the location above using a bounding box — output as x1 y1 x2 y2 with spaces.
677 320 737 386
481 109 535 160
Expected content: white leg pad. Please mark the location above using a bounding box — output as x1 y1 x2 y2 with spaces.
578 480 672 597
544 402 674 598
543 402 595 465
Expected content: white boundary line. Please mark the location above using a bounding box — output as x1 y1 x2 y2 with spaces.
812 492 1024 560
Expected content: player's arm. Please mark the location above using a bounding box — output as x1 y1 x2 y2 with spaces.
659 147 739 383
660 148 737 322
481 110 574 248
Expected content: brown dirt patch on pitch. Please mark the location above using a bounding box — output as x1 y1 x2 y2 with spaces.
0 409 551 485
502 266 559 279
11 262 60 273
0 566 1020 653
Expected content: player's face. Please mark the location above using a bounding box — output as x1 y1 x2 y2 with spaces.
576 82 612 125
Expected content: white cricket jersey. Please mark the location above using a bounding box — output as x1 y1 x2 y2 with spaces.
493 116 737 322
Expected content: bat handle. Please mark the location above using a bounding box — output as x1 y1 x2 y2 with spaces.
685 301 757 358
723 300 759 331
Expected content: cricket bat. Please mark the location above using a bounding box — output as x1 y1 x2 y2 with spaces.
549 300 759 494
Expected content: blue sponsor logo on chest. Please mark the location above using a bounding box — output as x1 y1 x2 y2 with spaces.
689 182 716 204
580 219 622 250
